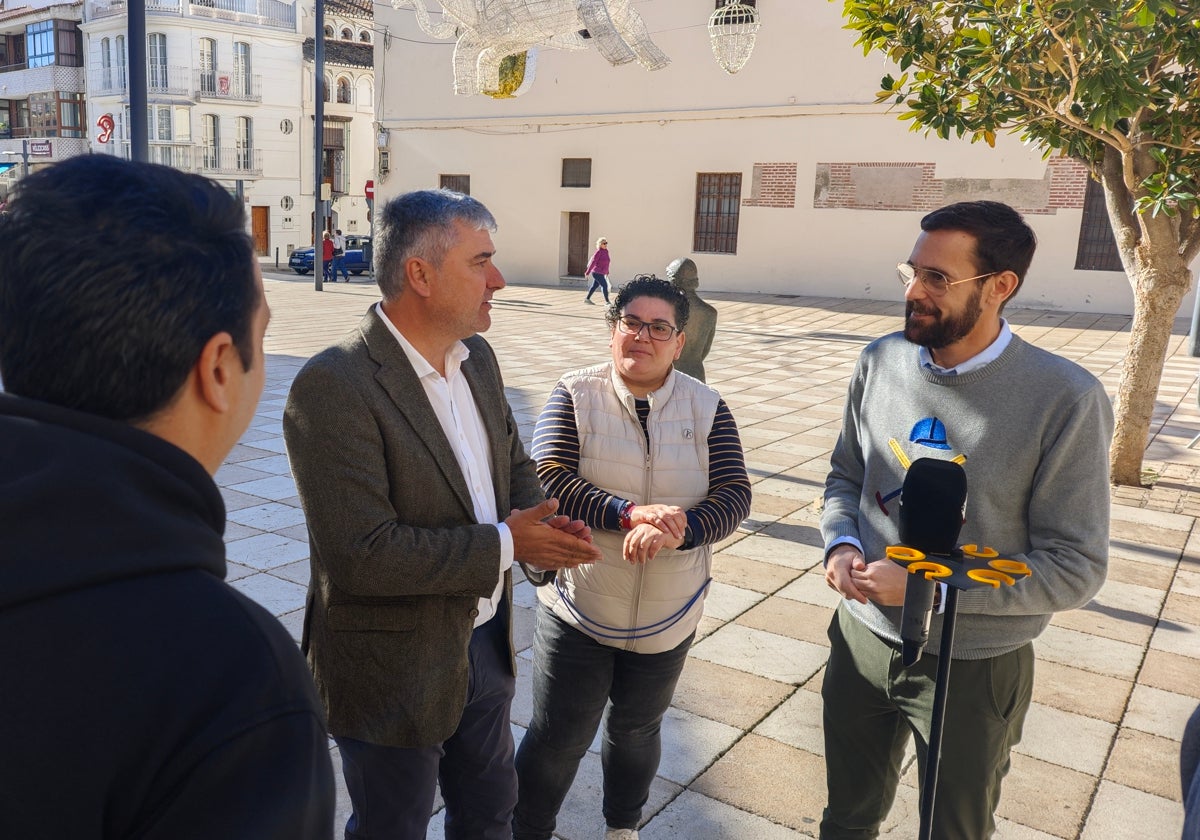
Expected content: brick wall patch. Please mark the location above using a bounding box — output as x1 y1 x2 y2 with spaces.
743 162 797 208
813 158 1089 215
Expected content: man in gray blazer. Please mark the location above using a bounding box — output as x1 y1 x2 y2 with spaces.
284 189 600 840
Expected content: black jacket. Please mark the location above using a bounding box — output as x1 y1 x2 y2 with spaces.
0 393 334 839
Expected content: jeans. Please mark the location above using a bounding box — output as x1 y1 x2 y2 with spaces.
512 607 693 840
820 603 1033 840
585 272 609 302
332 253 350 282
335 608 517 840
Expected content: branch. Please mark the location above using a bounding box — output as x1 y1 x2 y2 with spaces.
1099 147 1139 269
1032 2 1080 108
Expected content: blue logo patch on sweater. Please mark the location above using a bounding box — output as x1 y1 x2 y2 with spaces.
909 417 951 450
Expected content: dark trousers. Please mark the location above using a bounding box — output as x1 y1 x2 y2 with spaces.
512 607 693 839
335 607 517 840
820 603 1034 840
585 273 609 302
332 253 350 282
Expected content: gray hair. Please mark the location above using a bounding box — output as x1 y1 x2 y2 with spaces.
375 189 497 299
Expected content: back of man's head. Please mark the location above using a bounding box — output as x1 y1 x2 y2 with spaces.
0 155 258 424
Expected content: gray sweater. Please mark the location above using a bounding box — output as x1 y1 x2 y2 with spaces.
821 332 1114 659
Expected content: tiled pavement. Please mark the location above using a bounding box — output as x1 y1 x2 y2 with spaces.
223 268 1200 839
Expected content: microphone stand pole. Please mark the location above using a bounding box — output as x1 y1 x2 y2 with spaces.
919 584 959 840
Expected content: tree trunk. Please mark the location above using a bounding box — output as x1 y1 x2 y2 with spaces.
1109 256 1191 486
1098 145 1194 486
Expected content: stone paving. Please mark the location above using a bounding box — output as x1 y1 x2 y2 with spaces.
225 268 1200 839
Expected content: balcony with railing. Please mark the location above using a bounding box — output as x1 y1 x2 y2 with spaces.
114 141 193 169
110 142 261 177
195 70 262 103
87 0 181 19
190 0 294 30
91 64 190 98
148 64 191 96
86 0 294 30
89 68 127 98
197 145 262 177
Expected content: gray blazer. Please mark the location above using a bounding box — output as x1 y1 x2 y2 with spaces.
283 307 543 748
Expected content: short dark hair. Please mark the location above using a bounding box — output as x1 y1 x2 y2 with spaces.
0 155 258 424
376 189 496 299
606 274 691 331
920 201 1037 304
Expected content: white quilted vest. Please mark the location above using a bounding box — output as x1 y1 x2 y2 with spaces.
538 363 719 653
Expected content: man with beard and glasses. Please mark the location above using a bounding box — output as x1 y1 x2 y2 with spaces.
818 201 1114 839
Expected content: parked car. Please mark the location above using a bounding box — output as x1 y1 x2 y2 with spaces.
289 234 372 275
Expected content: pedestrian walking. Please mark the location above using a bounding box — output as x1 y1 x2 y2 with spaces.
332 228 351 283
321 231 335 283
584 237 611 304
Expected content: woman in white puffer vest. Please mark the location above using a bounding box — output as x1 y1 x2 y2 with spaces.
513 276 751 840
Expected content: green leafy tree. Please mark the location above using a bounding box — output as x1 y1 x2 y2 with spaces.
840 0 1200 486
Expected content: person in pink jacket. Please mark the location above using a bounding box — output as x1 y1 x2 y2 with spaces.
584 237 611 304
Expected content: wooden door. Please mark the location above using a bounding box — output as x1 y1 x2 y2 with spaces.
251 206 269 256
567 212 589 276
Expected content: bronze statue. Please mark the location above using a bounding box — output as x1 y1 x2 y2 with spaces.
667 257 717 382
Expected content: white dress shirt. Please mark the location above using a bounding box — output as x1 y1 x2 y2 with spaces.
377 303 515 627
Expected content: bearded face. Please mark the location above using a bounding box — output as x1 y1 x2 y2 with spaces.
904 280 985 350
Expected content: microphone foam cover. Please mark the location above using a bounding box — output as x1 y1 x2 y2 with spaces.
898 458 967 556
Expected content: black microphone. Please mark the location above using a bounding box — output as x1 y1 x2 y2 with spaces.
897 458 967 666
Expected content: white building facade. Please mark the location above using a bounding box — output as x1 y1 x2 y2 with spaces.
0 1 88 197
299 0 376 240
373 0 1197 316
81 0 305 261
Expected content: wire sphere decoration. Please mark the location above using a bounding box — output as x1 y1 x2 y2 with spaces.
707 0 760 75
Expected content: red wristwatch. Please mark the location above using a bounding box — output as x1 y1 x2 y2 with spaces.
619 501 635 531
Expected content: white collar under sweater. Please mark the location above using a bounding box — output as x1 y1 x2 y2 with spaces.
919 319 1012 376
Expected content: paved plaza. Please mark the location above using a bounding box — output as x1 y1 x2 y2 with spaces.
221 268 1200 839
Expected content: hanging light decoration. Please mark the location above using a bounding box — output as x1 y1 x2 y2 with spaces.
391 0 668 96
708 0 760 75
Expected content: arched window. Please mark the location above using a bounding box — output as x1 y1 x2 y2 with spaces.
340 27 353 40
233 41 251 97
359 30 372 43
236 116 253 170
322 74 331 103
336 76 351 104
100 37 112 89
323 25 333 37
147 33 167 91
199 37 216 93
202 113 219 169
115 35 126 88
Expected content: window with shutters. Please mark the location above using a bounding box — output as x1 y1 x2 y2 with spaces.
693 172 742 254
561 158 591 188
1074 177 1124 271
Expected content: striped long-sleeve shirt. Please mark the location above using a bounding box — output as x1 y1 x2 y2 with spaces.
532 383 751 549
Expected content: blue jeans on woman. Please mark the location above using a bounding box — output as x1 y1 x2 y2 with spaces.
512 607 693 840
585 272 609 303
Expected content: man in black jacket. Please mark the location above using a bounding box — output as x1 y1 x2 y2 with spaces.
0 156 334 838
